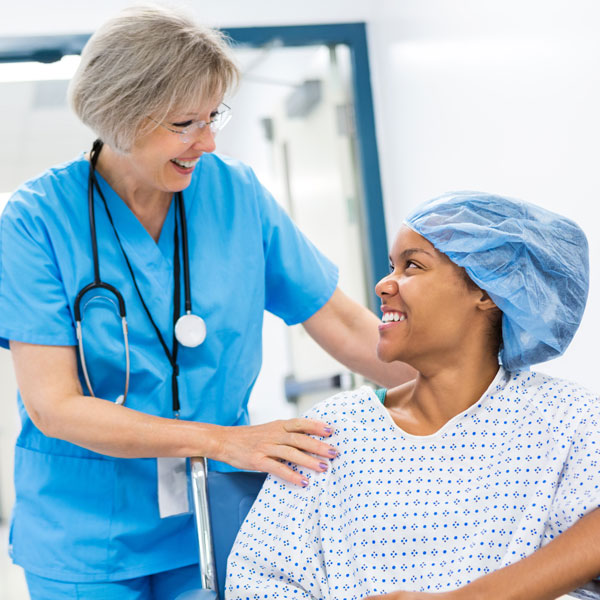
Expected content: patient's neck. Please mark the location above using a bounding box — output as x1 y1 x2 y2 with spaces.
385 353 500 436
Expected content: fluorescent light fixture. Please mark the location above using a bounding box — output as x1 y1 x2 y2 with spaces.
0 55 80 83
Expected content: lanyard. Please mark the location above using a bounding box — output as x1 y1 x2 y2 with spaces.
89 153 185 417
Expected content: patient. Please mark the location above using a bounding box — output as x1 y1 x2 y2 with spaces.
226 192 600 600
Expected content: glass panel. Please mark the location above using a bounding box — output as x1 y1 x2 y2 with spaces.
0 56 92 194
218 43 370 419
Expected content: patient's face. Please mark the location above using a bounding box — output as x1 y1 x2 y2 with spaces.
375 226 483 368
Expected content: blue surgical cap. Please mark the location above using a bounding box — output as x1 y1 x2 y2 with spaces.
405 191 589 371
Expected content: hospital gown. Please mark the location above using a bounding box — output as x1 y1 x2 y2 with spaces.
226 367 600 600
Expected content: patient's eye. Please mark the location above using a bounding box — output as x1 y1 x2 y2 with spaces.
171 120 193 129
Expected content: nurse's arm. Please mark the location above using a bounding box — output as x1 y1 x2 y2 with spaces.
302 287 416 388
9 341 338 486
364 507 600 600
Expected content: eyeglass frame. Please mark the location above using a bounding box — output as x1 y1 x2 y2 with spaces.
148 103 232 141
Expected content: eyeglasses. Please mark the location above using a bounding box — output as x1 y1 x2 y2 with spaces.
150 103 232 142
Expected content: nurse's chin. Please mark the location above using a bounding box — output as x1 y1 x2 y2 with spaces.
163 180 193 194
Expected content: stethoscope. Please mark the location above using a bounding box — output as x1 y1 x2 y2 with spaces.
74 139 206 415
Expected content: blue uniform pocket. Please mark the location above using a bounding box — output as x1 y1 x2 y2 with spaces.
11 445 117 581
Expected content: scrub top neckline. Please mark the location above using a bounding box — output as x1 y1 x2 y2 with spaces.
78 151 203 265
369 366 508 440
93 171 175 255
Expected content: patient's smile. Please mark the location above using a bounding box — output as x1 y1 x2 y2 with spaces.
381 311 406 323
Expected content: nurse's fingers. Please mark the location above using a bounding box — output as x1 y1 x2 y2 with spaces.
278 430 337 461
280 418 338 459
282 417 335 438
267 442 332 475
260 458 312 488
211 419 338 485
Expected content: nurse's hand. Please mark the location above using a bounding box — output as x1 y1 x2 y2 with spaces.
212 419 337 487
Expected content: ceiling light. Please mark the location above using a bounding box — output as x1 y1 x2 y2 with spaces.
0 54 80 83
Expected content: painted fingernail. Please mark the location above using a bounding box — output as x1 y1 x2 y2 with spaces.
301 478 310 487
323 426 333 434
328 448 338 457
319 462 328 471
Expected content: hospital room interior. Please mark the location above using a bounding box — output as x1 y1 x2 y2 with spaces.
0 0 599 598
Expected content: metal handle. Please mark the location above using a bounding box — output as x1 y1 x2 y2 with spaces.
190 457 218 596
570 580 600 600
284 372 354 404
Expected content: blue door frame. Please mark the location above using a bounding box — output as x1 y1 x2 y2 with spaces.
0 23 387 310
225 24 387 310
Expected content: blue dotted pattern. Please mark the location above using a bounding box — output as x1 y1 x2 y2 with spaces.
226 369 600 599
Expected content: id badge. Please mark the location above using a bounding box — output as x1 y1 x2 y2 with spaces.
157 457 190 518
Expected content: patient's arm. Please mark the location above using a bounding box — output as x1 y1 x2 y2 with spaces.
466 506 600 600
226 466 328 600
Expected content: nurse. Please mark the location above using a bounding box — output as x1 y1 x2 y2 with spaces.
0 5 413 599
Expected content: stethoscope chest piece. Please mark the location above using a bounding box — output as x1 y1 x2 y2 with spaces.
175 313 207 347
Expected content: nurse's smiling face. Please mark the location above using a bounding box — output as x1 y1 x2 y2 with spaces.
375 226 486 369
124 98 220 194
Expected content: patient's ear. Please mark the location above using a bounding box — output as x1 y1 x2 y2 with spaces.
476 290 498 312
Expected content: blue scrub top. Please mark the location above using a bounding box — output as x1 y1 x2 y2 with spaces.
0 153 338 582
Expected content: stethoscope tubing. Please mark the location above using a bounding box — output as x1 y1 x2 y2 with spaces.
74 140 131 404
74 139 197 413
76 315 129 405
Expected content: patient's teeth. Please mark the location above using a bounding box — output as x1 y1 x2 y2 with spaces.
382 312 406 323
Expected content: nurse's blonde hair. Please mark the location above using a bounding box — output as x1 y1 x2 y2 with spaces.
68 3 239 153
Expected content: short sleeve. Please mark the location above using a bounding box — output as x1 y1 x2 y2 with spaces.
256 177 338 325
226 472 328 600
0 192 77 349
546 398 600 537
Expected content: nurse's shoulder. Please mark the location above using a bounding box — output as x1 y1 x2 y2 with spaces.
192 152 260 194
190 152 287 232
2 154 88 223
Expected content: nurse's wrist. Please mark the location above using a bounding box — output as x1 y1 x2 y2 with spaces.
186 420 225 462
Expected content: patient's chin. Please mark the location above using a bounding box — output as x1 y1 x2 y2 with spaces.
376 345 401 364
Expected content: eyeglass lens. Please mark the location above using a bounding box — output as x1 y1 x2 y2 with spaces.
180 105 231 142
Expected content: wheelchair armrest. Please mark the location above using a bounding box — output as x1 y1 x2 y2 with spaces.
569 580 600 600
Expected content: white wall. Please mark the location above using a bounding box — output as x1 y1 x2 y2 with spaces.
366 0 600 390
